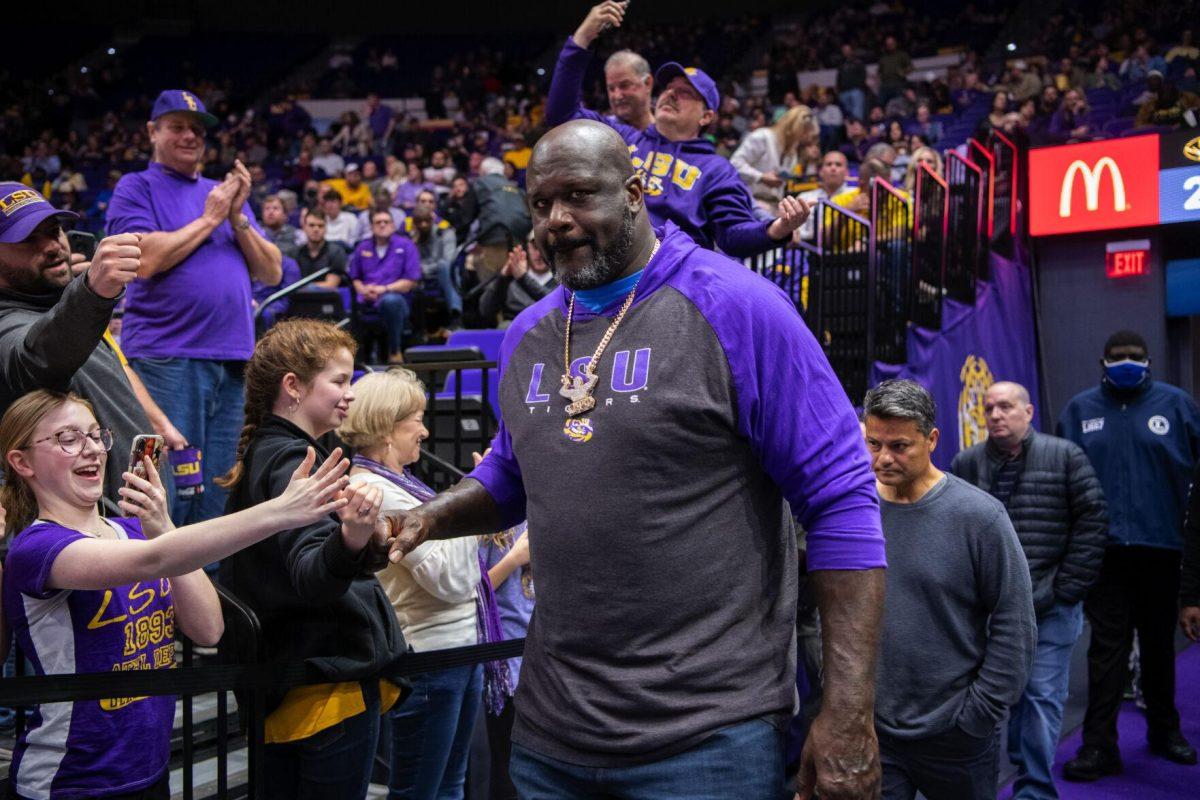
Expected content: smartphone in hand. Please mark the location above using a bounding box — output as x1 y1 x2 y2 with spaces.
128 434 165 480
66 230 97 261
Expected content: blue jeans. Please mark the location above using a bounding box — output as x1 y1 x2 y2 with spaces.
436 262 462 315
129 357 244 526
839 89 866 121
263 680 381 800
388 664 483 800
378 292 412 356
1008 601 1084 800
510 717 785 800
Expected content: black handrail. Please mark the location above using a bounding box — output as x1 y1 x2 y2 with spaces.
253 267 333 322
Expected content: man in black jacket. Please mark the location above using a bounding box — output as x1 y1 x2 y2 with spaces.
951 380 1107 800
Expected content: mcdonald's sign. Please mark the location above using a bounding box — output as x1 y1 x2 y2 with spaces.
1030 136 1159 235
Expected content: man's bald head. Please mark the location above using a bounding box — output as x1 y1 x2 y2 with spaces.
989 381 1030 405
984 380 1034 451
526 120 654 292
529 120 634 184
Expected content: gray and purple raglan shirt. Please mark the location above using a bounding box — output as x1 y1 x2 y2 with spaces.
468 223 885 766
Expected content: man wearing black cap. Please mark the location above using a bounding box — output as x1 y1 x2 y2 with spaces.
545 2 809 258
106 89 282 525
1058 330 1200 779
0 183 151 500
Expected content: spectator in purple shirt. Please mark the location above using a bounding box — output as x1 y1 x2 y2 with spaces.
0 388 349 800
364 93 395 151
348 210 422 363
382 119 885 800
545 2 809 258
105 89 283 526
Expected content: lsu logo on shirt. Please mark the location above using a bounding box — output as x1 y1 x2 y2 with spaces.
629 146 702 197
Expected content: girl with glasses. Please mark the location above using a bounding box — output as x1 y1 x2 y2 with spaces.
0 388 358 800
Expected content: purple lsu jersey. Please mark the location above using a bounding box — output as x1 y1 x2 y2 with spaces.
3 518 176 799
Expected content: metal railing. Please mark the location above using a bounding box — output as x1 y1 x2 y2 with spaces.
869 179 914 366
967 138 996 275
912 164 948 330
989 130 1019 246
944 151 985 303
811 200 872 403
401 359 496 474
746 240 819 315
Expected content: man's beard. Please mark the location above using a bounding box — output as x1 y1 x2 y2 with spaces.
547 207 637 291
0 255 71 295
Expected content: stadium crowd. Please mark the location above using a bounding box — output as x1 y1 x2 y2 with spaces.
0 0 1198 799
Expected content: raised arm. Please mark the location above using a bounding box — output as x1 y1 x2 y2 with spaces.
227 160 283 284
47 447 350 591
545 3 629 127
0 235 138 402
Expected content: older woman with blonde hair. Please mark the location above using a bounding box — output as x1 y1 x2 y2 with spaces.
338 369 509 800
731 104 820 213
903 146 944 195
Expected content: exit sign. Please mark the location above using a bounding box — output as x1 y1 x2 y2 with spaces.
1106 239 1151 279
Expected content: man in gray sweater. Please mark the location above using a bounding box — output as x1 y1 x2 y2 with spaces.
864 379 1036 800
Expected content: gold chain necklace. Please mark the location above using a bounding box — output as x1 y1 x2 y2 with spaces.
559 239 660 417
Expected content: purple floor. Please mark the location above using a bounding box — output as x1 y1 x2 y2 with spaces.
1001 644 1200 799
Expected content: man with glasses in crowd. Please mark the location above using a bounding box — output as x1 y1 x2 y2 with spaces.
545 1 810 258
1058 330 1200 780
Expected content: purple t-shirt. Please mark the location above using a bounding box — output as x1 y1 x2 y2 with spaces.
347 234 422 306
3 518 176 799
468 222 884 766
545 38 777 257
106 162 266 360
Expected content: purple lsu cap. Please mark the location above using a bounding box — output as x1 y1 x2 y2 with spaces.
150 89 219 128
655 62 720 111
0 182 77 244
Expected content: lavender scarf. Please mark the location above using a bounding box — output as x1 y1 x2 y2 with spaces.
352 456 514 713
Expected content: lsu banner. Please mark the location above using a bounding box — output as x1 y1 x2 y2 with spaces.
870 251 1040 469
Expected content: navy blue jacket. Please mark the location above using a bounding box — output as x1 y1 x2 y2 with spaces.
1057 380 1200 550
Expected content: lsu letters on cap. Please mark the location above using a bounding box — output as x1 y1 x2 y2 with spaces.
0 182 78 244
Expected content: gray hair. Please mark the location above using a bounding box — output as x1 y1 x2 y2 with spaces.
863 379 937 436
865 142 898 164
605 49 651 79
479 157 506 177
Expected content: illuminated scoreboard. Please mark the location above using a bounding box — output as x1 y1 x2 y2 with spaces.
1029 131 1200 235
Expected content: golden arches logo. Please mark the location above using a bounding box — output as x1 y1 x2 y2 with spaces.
1059 157 1126 217
958 355 995 451
1184 136 1200 164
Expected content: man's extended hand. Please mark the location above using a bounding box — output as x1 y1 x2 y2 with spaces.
87 232 143 299
386 507 436 562
795 707 881 800
1181 605 1200 642
573 1 628 49
767 195 812 240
